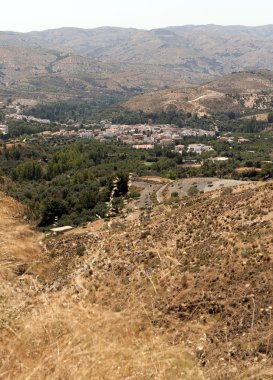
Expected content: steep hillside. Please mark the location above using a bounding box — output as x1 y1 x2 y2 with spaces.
1 181 273 378
124 70 273 114
0 190 202 380
43 181 273 378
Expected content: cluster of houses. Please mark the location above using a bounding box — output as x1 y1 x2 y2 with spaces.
37 123 217 152
0 102 219 152
1 101 251 156
38 125 216 155
35 126 253 159
92 123 215 149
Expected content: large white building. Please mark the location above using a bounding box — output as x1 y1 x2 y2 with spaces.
187 144 214 154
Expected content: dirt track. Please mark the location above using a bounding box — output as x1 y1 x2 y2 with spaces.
157 177 246 201
131 177 246 206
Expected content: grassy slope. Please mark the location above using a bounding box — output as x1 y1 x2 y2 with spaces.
0 192 201 380
1 181 273 379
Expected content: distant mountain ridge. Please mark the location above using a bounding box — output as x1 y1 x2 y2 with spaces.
0 25 272 103
27 25 273 70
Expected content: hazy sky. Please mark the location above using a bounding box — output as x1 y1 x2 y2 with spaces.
1 0 273 32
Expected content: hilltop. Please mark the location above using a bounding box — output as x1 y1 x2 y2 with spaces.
123 70 273 114
1 180 273 379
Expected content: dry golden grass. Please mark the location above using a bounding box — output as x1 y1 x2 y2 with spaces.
243 113 269 121
0 298 202 380
0 192 45 281
0 192 202 380
1 182 273 379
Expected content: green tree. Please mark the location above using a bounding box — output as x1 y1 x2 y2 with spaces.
79 190 98 210
227 111 236 120
39 199 68 227
114 173 129 196
12 161 43 181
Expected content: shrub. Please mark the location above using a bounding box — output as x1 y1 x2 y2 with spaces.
187 186 199 197
76 245 86 257
39 199 68 227
221 187 233 196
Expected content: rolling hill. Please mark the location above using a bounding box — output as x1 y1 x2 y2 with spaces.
0 45 188 104
123 70 273 114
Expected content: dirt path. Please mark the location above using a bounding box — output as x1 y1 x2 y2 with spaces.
156 182 171 203
130 177 248 205
130 177 172 208
189 90 224 103
156 177 247 202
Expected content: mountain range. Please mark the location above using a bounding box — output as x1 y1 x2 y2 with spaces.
0 25 272 105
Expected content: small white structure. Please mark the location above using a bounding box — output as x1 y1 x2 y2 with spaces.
0 124 8 134
132 144 154 149
209 157 229 162
238 138 250 144
50 226 73 235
